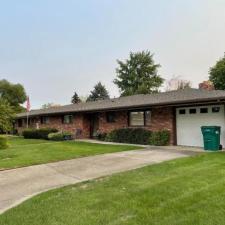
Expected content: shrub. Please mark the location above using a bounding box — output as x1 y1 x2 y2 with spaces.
105 128 151 145
96 131 107 141
48 131 73 141
63 131 73 140
48 132 64 141
0 136 9 149
149 130 170 146
22 129 37 139
22 128 58 139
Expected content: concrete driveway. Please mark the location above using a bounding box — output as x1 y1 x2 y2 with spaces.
0 148 198 214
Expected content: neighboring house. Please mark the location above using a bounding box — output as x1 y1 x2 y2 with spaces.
15 88 225 147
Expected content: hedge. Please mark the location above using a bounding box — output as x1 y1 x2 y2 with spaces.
104 128 170 146
105 128 152 145
0 136 9 149
96 131 107 141
48 132 73 141
22 128 58 139
149 130 170 146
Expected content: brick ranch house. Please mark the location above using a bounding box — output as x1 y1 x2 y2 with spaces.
15 88 225 147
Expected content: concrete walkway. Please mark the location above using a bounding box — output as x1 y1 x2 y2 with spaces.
0 148 198 214
78 139 204 152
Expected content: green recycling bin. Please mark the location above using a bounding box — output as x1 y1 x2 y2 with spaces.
201 126 221 151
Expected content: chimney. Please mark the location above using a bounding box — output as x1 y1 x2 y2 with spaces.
199 81 215 91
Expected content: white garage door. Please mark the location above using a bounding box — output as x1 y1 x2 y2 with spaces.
176 105 225 147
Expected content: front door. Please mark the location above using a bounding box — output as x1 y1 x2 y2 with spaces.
90 113 99 138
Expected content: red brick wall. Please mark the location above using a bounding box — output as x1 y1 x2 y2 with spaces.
149 107 175 145
82 115 91 138
97 107 175 145
16 114 90 139
199 81 215 91
16 107 176 145
98 111 128 133
40 115 85 137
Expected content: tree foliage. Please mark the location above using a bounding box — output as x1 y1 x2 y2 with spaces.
71 92 81 104
86 82 110 102
0 98 14 132
177 80 191 90
165 76 192 91
0 79 27 113
209 54 225 90
114 51 163 96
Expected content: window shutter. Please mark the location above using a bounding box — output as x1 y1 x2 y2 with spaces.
40 117 43 124
61 115 65 124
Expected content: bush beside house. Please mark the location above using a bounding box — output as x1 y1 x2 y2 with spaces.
149 130 170 146
48 132 73 141
22 128 58 140
99 128 170 146
22 127 170 145
95 132 107 141
105 128 152 145
0 136 9 149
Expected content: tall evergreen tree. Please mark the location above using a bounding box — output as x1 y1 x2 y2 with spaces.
114 51 163 96
71 92 81 104
86 82 110 102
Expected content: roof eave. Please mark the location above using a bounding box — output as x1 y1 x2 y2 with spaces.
15 97 225 119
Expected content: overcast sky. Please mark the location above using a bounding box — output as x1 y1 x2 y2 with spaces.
1 0 225 109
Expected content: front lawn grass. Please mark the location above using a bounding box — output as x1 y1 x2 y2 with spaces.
0 136 140 170
1 153 225 225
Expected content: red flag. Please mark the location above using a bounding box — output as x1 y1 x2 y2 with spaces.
26 96 30 112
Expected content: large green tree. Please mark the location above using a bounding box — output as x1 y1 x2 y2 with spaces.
0 79 27 113
86 82 110 102
0 98 14 132
114 51 164 96
209 54 225 90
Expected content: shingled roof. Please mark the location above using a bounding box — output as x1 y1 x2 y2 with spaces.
17 88 225 118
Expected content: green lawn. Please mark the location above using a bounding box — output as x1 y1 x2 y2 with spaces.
1 153 225 225
0 136 140 170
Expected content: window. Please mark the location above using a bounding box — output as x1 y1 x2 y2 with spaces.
179 109 186 115
189 108 196 114
145 111 151 126
129 111 144 126
30 118 35 124
106 112 116 123
41 116 50 124
18 119 23 127
212 107 220 113
63 115 73 124
23 119 27 125
200 108 208 113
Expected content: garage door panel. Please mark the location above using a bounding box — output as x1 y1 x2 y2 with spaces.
176 105 225 147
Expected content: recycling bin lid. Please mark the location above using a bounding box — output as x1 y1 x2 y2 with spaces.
201 126 221 129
